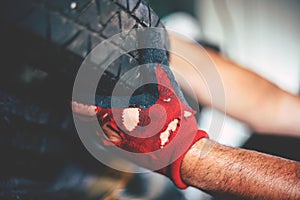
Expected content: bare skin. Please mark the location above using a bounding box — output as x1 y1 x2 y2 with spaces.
181 138 300 199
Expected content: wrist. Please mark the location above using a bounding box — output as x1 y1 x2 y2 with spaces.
164 130 208 189
180 138 211 188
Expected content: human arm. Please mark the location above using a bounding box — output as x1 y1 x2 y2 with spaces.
181 138 300 199
73 101 300 199
72 30 300 199
168 33 300 137
72 99 300 199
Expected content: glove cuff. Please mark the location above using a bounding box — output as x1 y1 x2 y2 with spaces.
159 130 208 189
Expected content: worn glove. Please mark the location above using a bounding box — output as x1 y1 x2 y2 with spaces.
73 64 208 189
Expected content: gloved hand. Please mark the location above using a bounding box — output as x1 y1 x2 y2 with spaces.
72 64 208 189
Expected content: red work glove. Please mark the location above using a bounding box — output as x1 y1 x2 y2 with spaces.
72 64 208 189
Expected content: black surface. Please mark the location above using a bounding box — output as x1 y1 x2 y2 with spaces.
243 134 300 162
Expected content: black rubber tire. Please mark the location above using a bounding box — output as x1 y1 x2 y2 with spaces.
0 0 168 199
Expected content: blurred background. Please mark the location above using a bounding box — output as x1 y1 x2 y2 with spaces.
150 0 300 199
150 0 300 160
1 0 300 199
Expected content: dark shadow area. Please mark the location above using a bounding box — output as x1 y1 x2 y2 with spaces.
243 134 300 162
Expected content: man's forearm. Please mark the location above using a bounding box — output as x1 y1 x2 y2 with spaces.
169 33 300 137
181 139 300 199
205 48 300 137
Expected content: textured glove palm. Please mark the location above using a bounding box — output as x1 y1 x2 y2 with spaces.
76 65 208 189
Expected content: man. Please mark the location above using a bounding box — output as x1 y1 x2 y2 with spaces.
73 33 300 199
